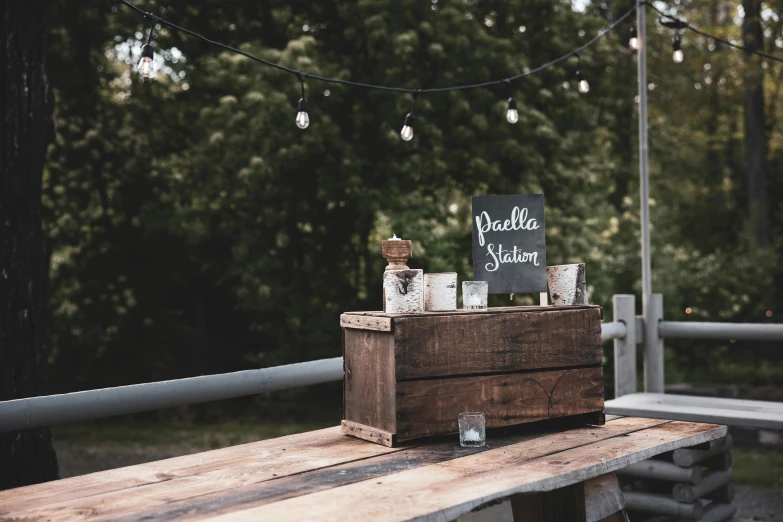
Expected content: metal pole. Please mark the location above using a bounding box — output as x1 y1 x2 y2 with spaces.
0 357 344 433
636 0 664 392
637 0 652 297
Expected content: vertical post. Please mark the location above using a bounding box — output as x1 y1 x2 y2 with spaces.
613 294 637 398
637 0 652 298
637 1 662 393
643 293 664 393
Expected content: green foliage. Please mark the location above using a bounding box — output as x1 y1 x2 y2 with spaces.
43 0 783 394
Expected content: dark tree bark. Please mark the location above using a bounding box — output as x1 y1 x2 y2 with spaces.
0 1 59 489
742 0 769 249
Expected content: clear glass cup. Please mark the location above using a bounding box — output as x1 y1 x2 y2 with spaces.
458 412 486 448
462 281 488 311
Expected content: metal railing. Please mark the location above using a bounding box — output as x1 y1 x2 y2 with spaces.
1 294 780 433
0 358 343 433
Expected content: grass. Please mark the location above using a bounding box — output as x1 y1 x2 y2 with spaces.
52 420 334 450
731 448 783 487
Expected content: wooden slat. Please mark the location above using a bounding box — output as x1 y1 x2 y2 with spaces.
341 420 395 447
583 473 623 522
343 329 396 433
510 482 587 522
205 420 726 522
605 392 783 429
340 313 392 332
108 419 661 522
396 367 603 440
5 417 669 522
393 308 602 380
0 427 399 517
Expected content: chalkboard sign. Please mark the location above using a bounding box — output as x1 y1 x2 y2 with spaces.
471 194 546 294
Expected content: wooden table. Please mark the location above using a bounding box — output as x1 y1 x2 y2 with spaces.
0 416 726 521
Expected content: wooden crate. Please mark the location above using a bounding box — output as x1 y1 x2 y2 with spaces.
340 305 604 447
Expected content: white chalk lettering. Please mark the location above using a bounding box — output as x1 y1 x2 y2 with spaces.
475 206 540 247
484 243 540 272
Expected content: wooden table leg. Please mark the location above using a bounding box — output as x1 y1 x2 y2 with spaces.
510 473 629 522
510 482 587 522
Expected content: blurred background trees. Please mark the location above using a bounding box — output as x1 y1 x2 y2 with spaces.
41 0 783 402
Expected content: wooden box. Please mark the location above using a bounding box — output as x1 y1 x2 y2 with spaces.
340 305 604 447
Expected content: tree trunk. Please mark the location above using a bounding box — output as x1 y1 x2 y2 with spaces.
742 0 769 248
0 1 59 489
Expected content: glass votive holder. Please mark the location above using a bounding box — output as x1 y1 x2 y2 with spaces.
462 281 488 311
458 412 486 448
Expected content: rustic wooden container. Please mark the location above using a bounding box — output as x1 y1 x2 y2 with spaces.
340 305 605 447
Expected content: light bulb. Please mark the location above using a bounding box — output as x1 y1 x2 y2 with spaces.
506 97 518 124
400 112 415 141
673 36 683 63
296 98 309 129
629 26 638 50
578 79 590 93
138 44 154 78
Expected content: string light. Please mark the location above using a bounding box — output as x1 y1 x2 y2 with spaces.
504 80 518 124
400 93 417 142
629 26 638 50
672 34 684 63
137 17 158 78
114 0 783 139
295 73 310 129
650 3 783 65
574 53 589 94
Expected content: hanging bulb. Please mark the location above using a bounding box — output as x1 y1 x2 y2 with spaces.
138 44 154 78
506 97 519 124
629 26 638 50
576 70 590 94
672 35 684 63
400 112 415 141
295 98 310 129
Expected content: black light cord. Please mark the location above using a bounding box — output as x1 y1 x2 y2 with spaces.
116 0 636 94
647 2 783 65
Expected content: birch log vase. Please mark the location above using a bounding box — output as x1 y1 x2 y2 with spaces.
546 264 588 306
423 273 457 311
383 269 424 314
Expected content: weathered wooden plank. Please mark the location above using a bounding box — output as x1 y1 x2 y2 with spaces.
1 417 668 522
343 329 396 433
583 473 623 522
0 427 397 516
205 421 725 522
340 313 392 332
395 367 603 440
393 308 602 380
605 392 783 429
112 419 647 522
341 420 395 447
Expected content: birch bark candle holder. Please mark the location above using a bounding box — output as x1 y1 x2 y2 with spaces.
424 273 457 311
383 269 424 314
546 263 588 306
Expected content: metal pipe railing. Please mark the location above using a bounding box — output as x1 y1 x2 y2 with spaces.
659 321 783 341
601 321 627 342
0 357 344 433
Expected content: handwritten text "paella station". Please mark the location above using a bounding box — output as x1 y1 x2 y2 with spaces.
475 207 541 271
